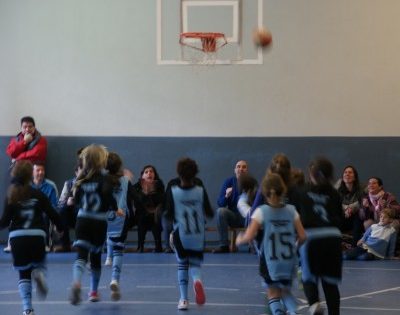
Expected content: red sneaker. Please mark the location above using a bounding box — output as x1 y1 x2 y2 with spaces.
193 280 205 305
88 291 100 302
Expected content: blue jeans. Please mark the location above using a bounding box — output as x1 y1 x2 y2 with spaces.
216 207 244 247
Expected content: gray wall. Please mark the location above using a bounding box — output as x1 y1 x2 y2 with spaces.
1 0 400 137
2 135 400 241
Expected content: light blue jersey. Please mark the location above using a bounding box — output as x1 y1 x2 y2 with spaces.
254 204 298 281
107 176 130 238
172 185 205 251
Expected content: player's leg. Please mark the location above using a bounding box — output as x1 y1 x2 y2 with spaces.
189 256 205 305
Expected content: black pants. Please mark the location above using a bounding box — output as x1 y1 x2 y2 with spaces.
58 206 77 248
137 212 162 251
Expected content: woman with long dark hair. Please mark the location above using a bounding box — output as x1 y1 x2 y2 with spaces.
133 165 165 252
336 165 364 246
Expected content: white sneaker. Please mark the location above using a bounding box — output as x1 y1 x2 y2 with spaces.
45 246 50 252
177 299 188 310
32 269 48 300
3 246 11 253
110 280 121 301
104 257 112 266
309 302 324 315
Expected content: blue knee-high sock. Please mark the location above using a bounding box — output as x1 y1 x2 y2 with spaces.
178 262 189 300
268 297 285 315
190 266 201 282
18 279 32 311
112 249 123 282
189 258 201 282
90 268 101 292
107 242 113 259
282 292 298 314
72 259 86 284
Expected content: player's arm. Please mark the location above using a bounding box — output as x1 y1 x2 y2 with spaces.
236 219 261 245
294 216 306 245
202 188 214 219
164 185 175 221
40 193 64 233
17 137 47 162
0 200 13 229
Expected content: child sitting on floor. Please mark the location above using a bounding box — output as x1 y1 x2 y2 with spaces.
343 208 397 260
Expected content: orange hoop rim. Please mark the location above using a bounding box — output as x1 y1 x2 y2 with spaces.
180 32 225 40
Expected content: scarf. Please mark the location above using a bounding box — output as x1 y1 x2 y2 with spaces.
369 190 385 211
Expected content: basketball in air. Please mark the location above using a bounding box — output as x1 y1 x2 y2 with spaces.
253 27 272 48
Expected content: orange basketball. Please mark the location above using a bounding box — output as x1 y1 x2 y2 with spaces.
253 27 272 48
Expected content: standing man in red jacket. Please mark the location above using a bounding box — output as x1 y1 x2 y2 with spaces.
4 116 48 253
6 116 47 165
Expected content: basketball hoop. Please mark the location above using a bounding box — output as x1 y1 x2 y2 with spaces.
179 32 227 65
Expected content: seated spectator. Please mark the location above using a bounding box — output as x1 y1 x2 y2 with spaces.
343 208 397 260
6 116 47 165
213 160 248 253
31 162 59 251
360 177 400 230
133 165 165 253
336 165 364 247
237 174 258 219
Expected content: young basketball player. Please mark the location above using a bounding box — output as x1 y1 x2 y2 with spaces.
164 157 214 310
0 160 64 315
69 145 124 305
105 152 135 301
236 173 306 315
295 157 344 315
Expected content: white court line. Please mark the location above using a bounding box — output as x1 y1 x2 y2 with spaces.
340 286 400 302
123 263 258 267
297 286 400 311
0 300 265 307
344 267 400 272
0 290 19 295
136 285 239 291
1 262 398 270
136 285 176 289
205 287 240 291
341 306 400 311
0 262 259 267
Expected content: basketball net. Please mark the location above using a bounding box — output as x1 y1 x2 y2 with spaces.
180 32 227 66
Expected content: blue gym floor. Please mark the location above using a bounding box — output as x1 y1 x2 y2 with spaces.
0 246 399 315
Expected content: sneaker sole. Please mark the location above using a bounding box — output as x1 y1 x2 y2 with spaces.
178 306 188 310
177 300 188 310
193 281 205 305
110 282 121 301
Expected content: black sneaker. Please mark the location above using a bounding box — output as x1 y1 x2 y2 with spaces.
212 246 230 253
